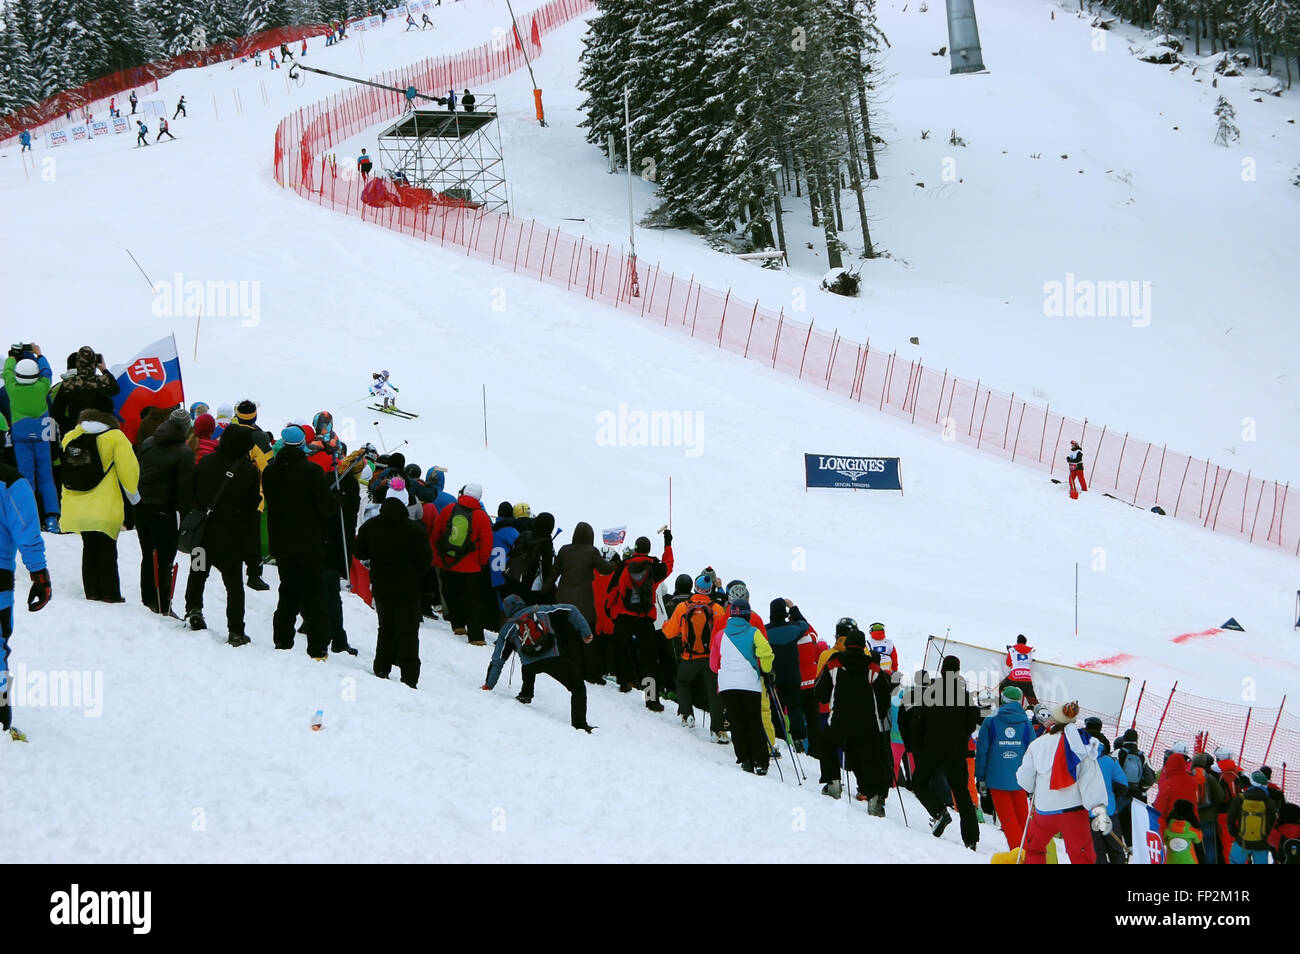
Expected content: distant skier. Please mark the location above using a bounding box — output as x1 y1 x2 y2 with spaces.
1066 439 1087 499
269 51 278 70
255 49 263 66
19 130 31 152
129 90 138 114
136 121 149 146
422 13 434 29
173 95 186 119
369 369 397 408
357 148 373 179
156 117 175 142
1 462 52 741
406 13 417 30
301 38 307 57
279 43 294 63
461 89 476 112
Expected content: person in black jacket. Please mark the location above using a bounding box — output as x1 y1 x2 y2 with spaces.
908 654 982 849
135 408 194 616
545 521 618 684
815 627 894 815
504 510 556 605
50 346 119 438
183 425 261 643
261 426 340 658
767 598 815 751
354 489 433 687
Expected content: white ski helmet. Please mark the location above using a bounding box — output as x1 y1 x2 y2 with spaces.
1213 746 1234 762
1169 741 1190 756
14 358 40 384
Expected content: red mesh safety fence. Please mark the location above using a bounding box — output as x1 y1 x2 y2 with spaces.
269 0 1300 561
1128 682 1295 801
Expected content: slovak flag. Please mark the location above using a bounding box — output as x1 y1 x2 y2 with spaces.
110 335 185 442
1049 724 1088 790
1130 800 1166 864
602 526 626 547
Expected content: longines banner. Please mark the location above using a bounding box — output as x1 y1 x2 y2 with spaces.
804 454 903 492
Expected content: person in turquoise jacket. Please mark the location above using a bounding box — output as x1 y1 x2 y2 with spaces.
3 345 59 531
975 686 1033 851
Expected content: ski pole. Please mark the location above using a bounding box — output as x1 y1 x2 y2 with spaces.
770 683 804 784
332 449 352 582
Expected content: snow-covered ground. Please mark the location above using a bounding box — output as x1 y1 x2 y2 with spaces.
1 1 1296 862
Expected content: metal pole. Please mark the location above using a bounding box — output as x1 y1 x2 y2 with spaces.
1075 561 1079 636
624 85 636 262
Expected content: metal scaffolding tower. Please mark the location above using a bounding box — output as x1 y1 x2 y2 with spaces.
375 96 507 212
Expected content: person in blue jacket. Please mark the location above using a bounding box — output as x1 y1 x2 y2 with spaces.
489 502 520 600
1 463 51 739
975 685 1033 852
1094 739 1131 863
425 465 455 512
482 595 594 731
20 130 32 152
765 597 813 748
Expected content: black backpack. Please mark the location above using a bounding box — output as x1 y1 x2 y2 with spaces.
622 563 655 613
436 504 476 563
680 602 713 656
515 610 554 657
505 534 546 588
62 431 111 492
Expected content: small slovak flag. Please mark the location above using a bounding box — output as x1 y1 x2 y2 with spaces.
602 526 626 547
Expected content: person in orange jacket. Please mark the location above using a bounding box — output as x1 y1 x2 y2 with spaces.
662 574 727 739
430 482 494 645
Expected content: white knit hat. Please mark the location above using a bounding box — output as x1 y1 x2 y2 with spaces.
461 482 482 501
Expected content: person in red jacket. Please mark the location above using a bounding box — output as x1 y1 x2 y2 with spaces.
796 619 828 757
605 529 673 707
431 482 494 645
1154 751 1204 829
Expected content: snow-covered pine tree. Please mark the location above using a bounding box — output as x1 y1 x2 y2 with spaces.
1213 94 1240 144
99 0 165 75
144 0 207 57
0 0 43 111
35 0 110 96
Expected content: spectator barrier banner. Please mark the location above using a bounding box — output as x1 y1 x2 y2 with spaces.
804 453 901 491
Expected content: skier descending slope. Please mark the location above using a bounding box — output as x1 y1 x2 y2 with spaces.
370 370 397 409
0 463 51 741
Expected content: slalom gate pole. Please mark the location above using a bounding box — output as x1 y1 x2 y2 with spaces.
374 422 388 453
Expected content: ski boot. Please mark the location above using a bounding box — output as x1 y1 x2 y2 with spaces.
645 699 664 713
246 573 270 592
821 780 842 799
754 764 768 777
681 714 695 729
931 810 952 838
185 609 207 631
711 730 729 745
868 795 886 817
227 633 251 647
515 692 533 705
741 761 756 774
331 640 359 656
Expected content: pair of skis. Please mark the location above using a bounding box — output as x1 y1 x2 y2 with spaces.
368 404 418 419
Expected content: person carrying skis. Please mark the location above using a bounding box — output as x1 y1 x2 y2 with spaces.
814 625 893 814
605 529 673 707
156 118 175 142
711 597 774 775
975 686 1033 851
0 462 51 741
136 121 149 146
368 366 393 404
1066 439 1087 499
173 96 186 119
483 595 595 731
1016 701 1110 864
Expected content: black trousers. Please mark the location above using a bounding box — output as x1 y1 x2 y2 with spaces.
1093 825 1128 864
319 567 347 650
81 531 121 601
273 558 328 656
184 553 246 634
136 507 179 611
0 605 12 731
374 591 421 687
721 689 767 769
842 733 891 800
441 570 484 642
522 653 587 727
675 657 723 730
613 614 657 697
913 753 980 846
799 687 821 756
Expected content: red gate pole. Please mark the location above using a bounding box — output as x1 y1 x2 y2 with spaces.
1262 695 1287 765
1148 681 1178 760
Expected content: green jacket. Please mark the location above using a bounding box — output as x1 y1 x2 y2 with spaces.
3 354 53 422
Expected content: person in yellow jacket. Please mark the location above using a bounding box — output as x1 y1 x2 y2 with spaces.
60 409 140 602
